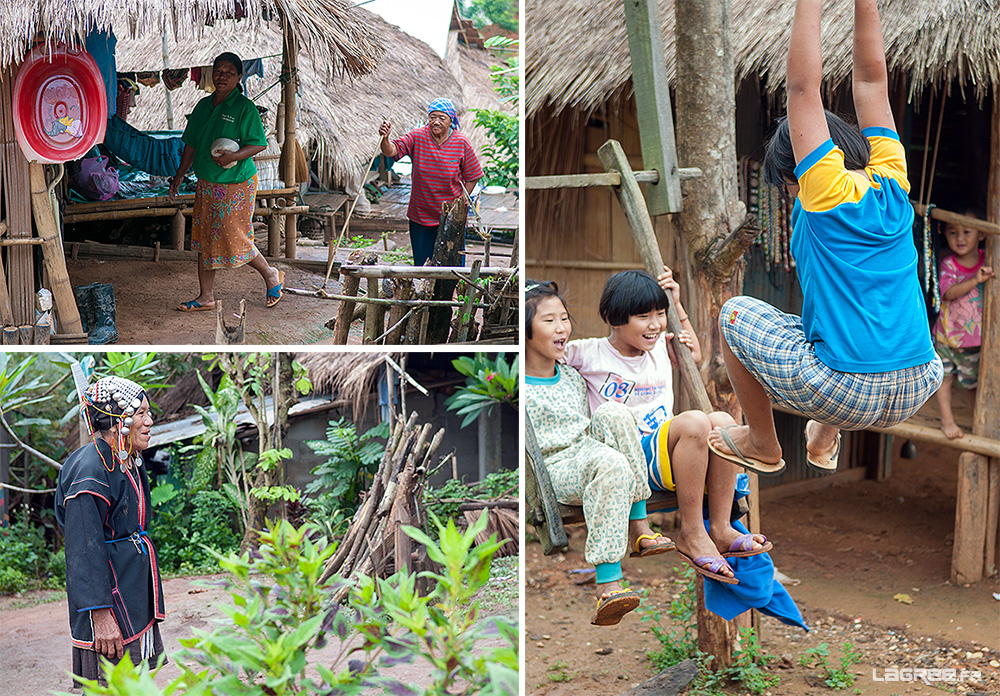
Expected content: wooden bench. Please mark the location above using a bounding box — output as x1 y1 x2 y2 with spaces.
524 414 749 555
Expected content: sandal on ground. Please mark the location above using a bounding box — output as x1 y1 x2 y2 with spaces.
804 420 841 473
722 533 773 558
591 588 641 626
675 549 739 585
707 425 786 476
266 270 285 308
630 533 676 558
177 299 214 312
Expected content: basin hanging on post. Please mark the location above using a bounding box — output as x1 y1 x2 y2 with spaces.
13 43 107 163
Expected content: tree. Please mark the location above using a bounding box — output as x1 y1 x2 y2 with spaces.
463 0 517 32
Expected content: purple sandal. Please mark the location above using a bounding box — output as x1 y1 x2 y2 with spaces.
723 533 773 558
676 550 738 584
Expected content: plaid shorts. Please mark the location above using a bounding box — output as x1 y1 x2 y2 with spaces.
935 342 980 390
720 296 943 430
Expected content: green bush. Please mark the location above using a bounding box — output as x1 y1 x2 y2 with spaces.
0 510 51 592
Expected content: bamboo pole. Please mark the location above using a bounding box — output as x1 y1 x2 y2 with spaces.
29 163 83 336
332 274 360 344
282 17 298 260
284 286 488 308
338 265 513 279
63 188 295 214
64 205 308 224
171 209 185 250
911 202 1000 236
525 168 702 189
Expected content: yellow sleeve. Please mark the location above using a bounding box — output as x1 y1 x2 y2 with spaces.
796 142 871 213
865 133 910 194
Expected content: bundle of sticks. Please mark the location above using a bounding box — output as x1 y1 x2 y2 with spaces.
320 413 444 601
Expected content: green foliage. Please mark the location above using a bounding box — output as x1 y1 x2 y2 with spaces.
546 661 574 682
799 641 863 690
472 36 518 188
462 0 517 32
424 468 518 527
444 353 518 428
0 354 53 413
640 568 780 695
0 507 63 593
304 418 389 529
71 514 517 696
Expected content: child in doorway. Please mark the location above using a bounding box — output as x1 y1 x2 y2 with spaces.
565 268 772 586
709 0 942 474
524 280 675 626
933 211 995 439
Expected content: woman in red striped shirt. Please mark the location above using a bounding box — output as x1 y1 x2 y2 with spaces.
378 98 483 265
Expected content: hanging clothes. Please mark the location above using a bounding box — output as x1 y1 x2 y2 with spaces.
85 29 118 117
241 57 264 89
161 68 188 91
190 66 215 93
136 71 160 87
116 80 138 122
103 116 185 177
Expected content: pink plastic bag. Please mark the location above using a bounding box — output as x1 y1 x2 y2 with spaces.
74 155 119 201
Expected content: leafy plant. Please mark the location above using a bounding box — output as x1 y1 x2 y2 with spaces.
424 468 518 526
70 513 518 696
799 641 863 690
472 36 518 188
304 418 390 526
729 627 780 694
462 0 517 32
547 661 574 682
444 353 518 428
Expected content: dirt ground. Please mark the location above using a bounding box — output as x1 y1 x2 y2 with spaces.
64 231 409 346
525 440 1000 695
0 559 518 695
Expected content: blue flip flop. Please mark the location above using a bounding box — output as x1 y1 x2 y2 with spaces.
177 299 214 312
266 270 285 308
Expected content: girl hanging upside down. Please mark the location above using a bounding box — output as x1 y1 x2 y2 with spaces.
524 280 675 626
708 0 942 475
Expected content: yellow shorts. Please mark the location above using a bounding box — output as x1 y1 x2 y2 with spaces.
641 418 675 492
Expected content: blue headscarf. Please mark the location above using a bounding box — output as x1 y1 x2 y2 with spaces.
428 98 460 130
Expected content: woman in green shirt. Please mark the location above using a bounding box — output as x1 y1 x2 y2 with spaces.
168 52 284 311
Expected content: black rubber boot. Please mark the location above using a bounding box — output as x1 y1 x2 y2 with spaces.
72 283 97 335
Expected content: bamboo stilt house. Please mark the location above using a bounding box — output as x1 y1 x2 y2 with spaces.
0 0 385 343
526 0 1000 582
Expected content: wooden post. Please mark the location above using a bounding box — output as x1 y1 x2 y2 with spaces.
426 199 466 344
622 0 682 215
598 139 712 413
171 208 185 250
453 259 482 342
332 274 360 344
268 201 281 257
953 89 1000 581
363 277 382 344
0 426 8 526
385 279 414 344
695 575 737 671
281 19 299 260
28 163 84 335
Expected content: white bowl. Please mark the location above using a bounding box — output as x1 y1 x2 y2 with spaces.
210 138 240 169
482 185 506 195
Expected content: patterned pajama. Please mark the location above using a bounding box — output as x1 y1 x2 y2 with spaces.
526 366 649 566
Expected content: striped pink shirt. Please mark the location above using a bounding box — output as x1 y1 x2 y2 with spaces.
393 125 483 226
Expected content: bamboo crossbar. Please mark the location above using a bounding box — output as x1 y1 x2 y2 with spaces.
339 265 514 279
772 404 1000 459
911 202 1000 236
65 205 309 224
525 167 702 190
0 237 43 246
63 188 297 215
284 286 489 309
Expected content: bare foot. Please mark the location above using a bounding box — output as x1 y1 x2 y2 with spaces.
709 523 766 555
707 425 782 465
628 518 672 554
940 421 964 439
674 526 735 581
805 420 841 461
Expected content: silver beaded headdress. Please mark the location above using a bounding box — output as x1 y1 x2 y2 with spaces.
82 376 147 468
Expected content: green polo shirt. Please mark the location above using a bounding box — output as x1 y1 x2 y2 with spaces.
181 89 267 184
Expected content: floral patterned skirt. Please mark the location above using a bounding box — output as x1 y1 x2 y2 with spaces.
191 174 258 270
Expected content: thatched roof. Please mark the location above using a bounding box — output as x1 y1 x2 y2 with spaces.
0 0 384 81
118 12 505 190
296 351 398 421
527 0 1000 119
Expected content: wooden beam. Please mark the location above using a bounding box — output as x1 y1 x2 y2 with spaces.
339 265 513 279
62 188 296 215
953 452 990 584
912 202 1000 236
622 0 682 215
525 258 647 271
597 139 712 413
524 168 702 190
29 163 83 336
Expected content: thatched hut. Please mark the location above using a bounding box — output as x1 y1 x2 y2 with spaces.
526 0 1000 582
0 0 384 343
115 7 501 194
527 0 999 332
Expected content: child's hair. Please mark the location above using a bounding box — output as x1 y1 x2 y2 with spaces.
762 111 872 189
598 270 667 326
525 279 568 339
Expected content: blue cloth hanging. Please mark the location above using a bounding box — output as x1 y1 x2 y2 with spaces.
102 116 185 177
85 29 118 117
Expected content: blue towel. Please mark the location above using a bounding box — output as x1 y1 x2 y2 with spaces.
241 57 264 89
102 116 185 177
85 29 118 117
702 517 809 631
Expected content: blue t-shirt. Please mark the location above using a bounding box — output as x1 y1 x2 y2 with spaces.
791 127 935 373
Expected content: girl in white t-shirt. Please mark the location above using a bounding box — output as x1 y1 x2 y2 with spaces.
565 268 772 584
525 280 675 626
